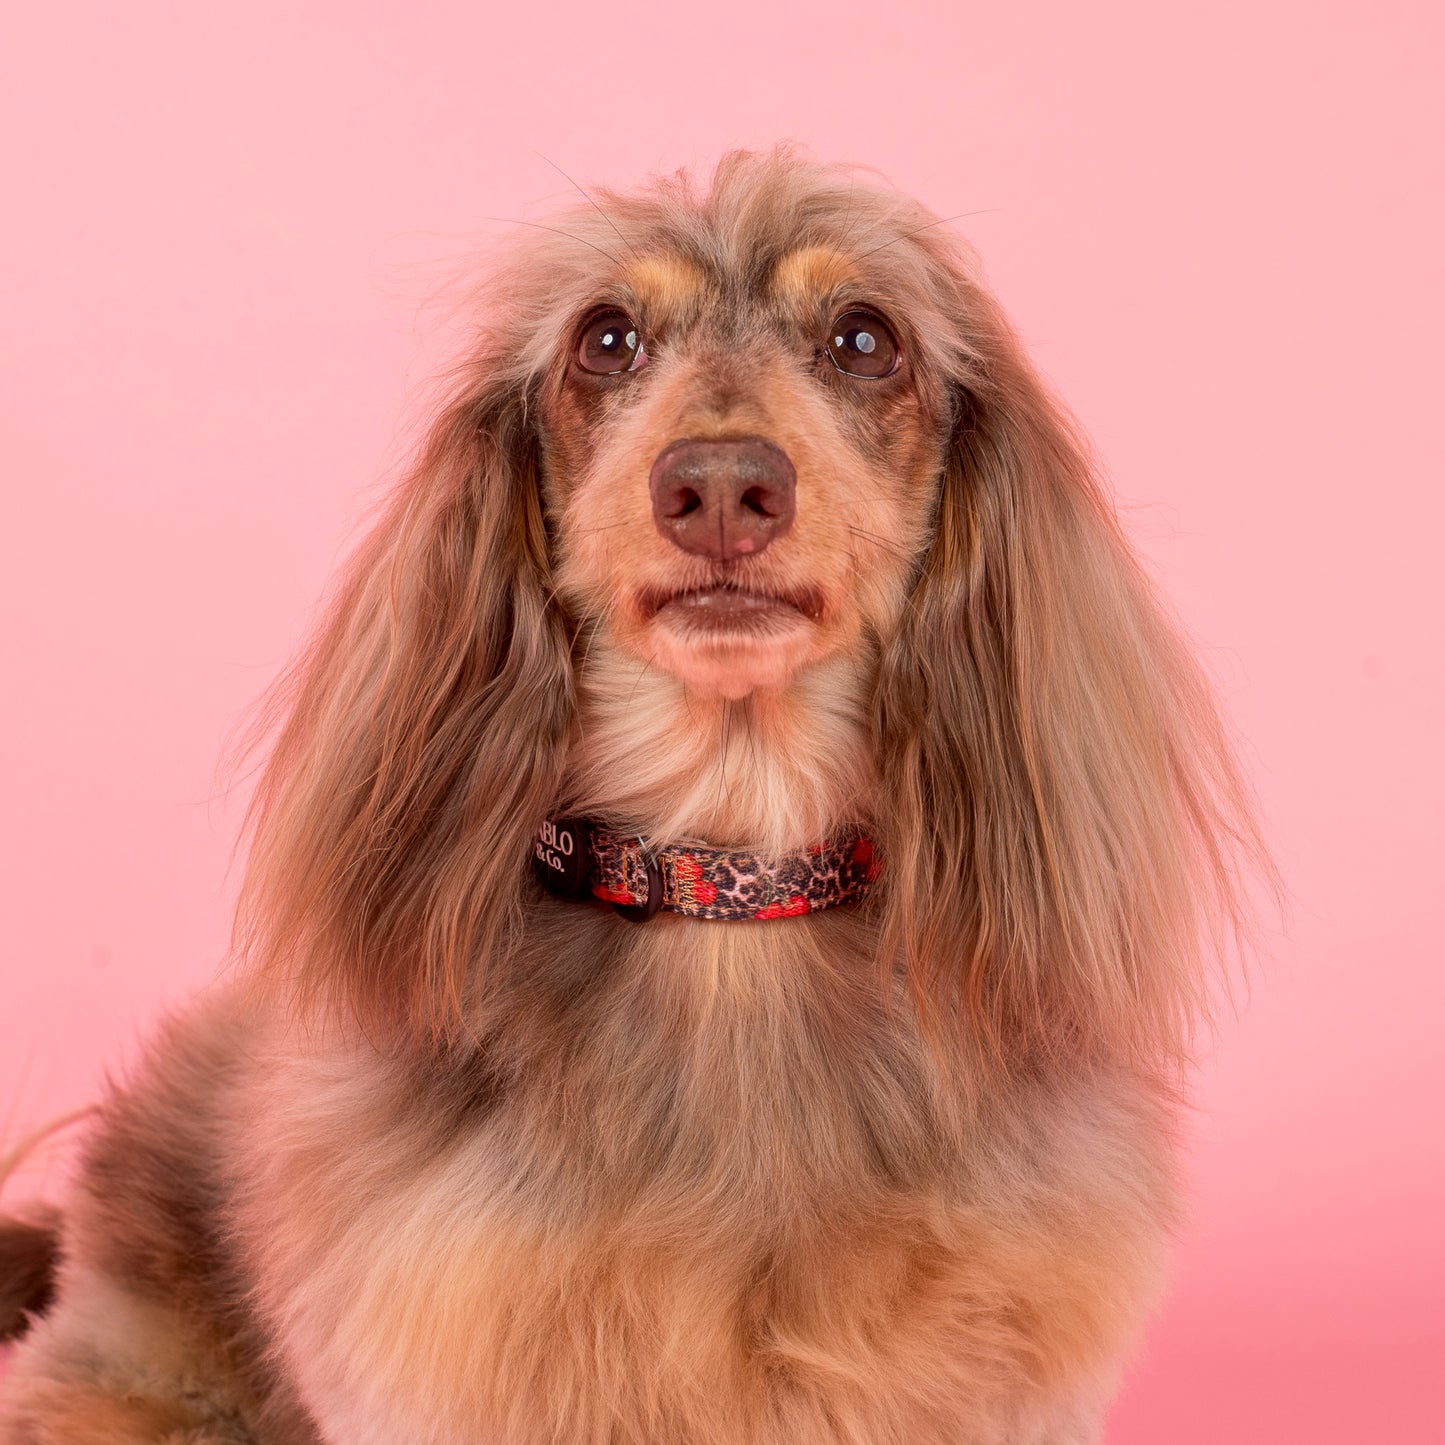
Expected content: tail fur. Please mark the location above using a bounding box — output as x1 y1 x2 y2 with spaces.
0 1213 60 1342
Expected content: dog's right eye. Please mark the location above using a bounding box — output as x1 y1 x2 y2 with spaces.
576 311 648 375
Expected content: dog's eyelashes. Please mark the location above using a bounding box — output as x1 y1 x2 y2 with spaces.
576 310 649 375
826 309 900 379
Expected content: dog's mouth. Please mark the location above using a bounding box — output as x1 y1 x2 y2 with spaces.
642 583 825 635
631 580 831 695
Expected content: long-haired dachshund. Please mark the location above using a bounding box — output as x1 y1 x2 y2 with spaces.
0 148 1265 1444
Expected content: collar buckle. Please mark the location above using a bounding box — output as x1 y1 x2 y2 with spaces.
610 849 663 923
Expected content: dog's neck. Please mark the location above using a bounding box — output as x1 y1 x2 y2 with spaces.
562 639 877 854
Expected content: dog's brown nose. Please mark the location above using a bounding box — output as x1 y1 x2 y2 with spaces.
649 438 796 562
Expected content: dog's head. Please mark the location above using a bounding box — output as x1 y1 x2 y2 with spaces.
238 149 1264 1065
535 171 958 705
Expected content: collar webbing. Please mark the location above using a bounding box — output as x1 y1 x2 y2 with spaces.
533 818 880 922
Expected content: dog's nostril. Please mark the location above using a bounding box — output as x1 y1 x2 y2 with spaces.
740 486 771 518
648 438 797 563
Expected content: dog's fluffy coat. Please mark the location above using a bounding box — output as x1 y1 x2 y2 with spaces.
0 150 1264 1443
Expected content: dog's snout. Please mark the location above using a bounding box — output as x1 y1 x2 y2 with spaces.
649 438 796 562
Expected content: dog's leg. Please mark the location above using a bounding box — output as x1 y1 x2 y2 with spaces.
1 1378 242 1445
0 1265 262 1444
0 1218 59 1344
0 1002 320 1443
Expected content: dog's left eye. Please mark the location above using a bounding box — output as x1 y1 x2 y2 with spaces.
826 309 900 379
576 311 648 375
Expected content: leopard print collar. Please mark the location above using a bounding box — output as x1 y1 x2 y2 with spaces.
533 817 881 922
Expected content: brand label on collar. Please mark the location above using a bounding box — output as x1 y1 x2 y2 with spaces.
532 817 593 897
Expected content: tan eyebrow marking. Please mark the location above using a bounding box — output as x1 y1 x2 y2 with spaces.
622 253 707 324
770 246 861 306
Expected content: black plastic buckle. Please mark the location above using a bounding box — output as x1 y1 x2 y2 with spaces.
612 847 662 923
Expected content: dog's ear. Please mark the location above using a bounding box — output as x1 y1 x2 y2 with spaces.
235 372 573 1043
874 303 1267 1070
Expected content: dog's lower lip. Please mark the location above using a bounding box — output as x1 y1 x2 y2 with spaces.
673 589 788 616
649 586 821 630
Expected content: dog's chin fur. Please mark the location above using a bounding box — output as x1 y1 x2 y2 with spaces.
642 618 820 700
0 148 1270 1445
634 614 811 699
565 639 876 851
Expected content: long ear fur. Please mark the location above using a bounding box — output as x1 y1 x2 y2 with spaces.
234 375 573 1043
875 285 1269 1072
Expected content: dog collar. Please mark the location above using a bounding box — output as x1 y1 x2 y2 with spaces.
532 817 881 922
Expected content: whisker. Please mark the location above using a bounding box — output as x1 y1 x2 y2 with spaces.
852 210 1000 263
534 151 640 261
847 524 913 563
714 699 734 824
570 521 635 538
626 651 656 705
575 615 604 681
834 175 862 254
740 703 765 823
478 215 624 268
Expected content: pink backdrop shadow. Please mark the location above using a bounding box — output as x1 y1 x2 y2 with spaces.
2 3 1441 1438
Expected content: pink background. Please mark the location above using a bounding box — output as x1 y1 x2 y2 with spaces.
2 3 1441 1438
